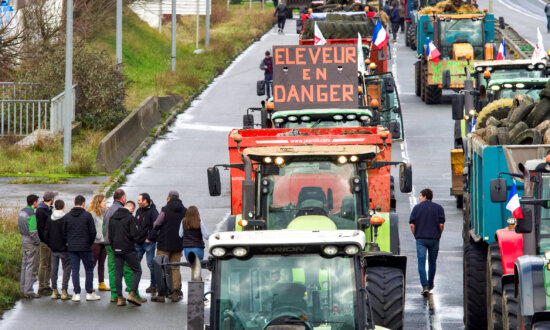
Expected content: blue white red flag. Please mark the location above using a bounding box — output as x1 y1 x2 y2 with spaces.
426 38 440 64
373 21 388 48
506 181 523 219
496 39 506 60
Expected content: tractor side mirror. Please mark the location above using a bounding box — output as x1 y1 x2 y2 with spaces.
378 50 386 61
327 188 334 211
442 70 451 89
243 114 254 129
385 78 395 93
515 207 533 234
389 121 401 139
399 163 412 193
498 16 505 29
207 167 221 196
452 94 465 120
490 178 508 203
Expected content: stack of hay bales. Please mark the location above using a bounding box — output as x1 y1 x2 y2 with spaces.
418 0 482 15
473 85 550 145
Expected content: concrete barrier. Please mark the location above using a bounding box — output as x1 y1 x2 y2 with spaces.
96 95 181 173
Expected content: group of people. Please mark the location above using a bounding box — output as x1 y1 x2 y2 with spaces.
18 188 210 306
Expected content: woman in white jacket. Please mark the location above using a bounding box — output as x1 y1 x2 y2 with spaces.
87 194 109 291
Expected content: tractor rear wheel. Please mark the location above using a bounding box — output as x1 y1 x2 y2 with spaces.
425 85 442 104
487 243 504 330
502 283 518 330
464 239 488 329
409 23 417 51
414 61 421 97
366 267 404 330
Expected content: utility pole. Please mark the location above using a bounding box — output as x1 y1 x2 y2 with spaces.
63 0 73 167
205 0 210 47
489 0 493 13
159 0 162 33
171 0 176 71
196 0 200 49
116 0 122 67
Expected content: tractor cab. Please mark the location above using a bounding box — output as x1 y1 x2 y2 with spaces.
487 77 549 102
271 109 374 129
434 14 488 61
474 59 549 88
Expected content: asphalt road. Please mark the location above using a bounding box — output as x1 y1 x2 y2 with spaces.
1 22 466 329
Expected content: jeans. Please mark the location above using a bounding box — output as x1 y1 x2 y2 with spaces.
416 239 440 287
277 16 286 30
136 241 156 286
183 247 204 262
114 252 142 296
51 251 71 291
391 22 400 40
69 251 94 294
265 73 273 99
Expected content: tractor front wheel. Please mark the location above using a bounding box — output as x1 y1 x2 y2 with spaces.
487 243 503 330
502 283 518 330
464 239 488 329
366 266 405 330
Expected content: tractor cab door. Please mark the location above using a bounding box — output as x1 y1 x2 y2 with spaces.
363 72 404 141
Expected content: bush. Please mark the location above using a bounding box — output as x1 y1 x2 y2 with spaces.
17 42 129 131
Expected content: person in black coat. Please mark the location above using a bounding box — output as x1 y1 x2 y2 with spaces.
274 0 288 33
36 191 57 295
47 200 72 300
135 193 159 293
109 201 142 306
389 5 401 42
62 195 100 301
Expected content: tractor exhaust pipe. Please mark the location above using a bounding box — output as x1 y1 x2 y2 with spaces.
187 252 205 330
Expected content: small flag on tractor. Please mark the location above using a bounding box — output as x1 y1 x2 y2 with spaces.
532 27 546 63
314 22 326 45
426 38 440 64
506 181 523 219
373 21 388 48
496 39 506 60
358 32 365 74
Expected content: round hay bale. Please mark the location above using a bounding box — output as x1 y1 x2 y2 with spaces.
509 121 529 142
475 98 514 129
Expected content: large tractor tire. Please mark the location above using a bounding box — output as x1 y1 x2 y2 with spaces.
366 267 405 330
414 61 421 97
409 23 417 51
532 321 550 329
464 239 488 329
502 283 518 330
487 243 504 330
476 98 514 129
424 85 442 104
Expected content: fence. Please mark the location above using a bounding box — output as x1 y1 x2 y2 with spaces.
0 82 76 137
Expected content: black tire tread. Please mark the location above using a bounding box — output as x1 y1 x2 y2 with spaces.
464 240 488 329
366 267 405 330
487 243 503 330
502 283 517 330
425 85 442 104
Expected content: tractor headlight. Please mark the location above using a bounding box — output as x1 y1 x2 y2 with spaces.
360 115 370 121
344 245 360 255
476 66 484 72
323 245 338 256
491 85 501 91
232 247 248 258
274 118 284 124
504 83 513 88
288 116 298 122
211 247 227 257
545 251 550 260
337 156 348 164
275 157 285 166
263 157 272 164
346 114 357 120
528 64 535 70
333 115 343 121
350 155 359 162
537 63 546 70
516 83 525 89
301 115 311 122
506 217 516 225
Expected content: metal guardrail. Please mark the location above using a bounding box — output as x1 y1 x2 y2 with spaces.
0 83 76 137
496 23 534 60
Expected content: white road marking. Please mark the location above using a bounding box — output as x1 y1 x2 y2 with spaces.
497 0 545 22
214 212 231 233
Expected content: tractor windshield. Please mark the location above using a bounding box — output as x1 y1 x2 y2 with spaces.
363 73 403 140
439 19 484 59
496 86 542 102
277 116 366 129
261 161 359 230
216 254 358 329
490 69 546 80
538 174 550 253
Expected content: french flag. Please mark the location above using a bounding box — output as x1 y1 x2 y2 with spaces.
373 21 388 48
496 39 506 60
426 38 440 64
506 181 523 219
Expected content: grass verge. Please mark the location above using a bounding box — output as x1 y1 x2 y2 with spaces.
0 208 21 313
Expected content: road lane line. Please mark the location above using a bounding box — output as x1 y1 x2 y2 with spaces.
497 0 545 22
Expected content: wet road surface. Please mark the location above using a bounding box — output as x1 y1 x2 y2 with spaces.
1 21 466 330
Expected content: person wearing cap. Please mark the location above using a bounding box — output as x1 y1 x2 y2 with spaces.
150 190 187 303
103 188 146 303
36 191 57 296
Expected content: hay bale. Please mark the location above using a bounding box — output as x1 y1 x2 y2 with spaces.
418 0 481 15
476 98 514 129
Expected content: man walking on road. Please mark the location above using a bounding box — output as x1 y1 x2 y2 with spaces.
36 191 57 296
62 195 101 302
135 193 159 293
19 194 41 298
109 201 142 306
274 0 287 33
261 51 273 100
389 4 401 42
545 2 550 33
150 190 187 303
409 188 445 295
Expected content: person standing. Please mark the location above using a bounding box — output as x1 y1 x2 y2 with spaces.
150 191 187 303
87 194 109 292
409 188 445 295
274 0 287 33
109 201 142 306
389 5 401 42
135 193 159 293
19 194 41 298
260 51 273 101
47 200 72 300
179 206 210 263
36 191 57 296
545 2 550 33
62 195 101 302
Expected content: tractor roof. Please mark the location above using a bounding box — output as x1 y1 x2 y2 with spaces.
242 144 378 157
209 230 366 250
488 77 550 86
474 59 547 69
272 108 373 118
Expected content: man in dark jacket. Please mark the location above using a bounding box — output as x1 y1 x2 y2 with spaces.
260 51 273 100
389 5 401 42
62 195 100 302
47 200 72 300
36 191 57 296
409 188 445 295
150 190 187 303
274 0 287 33
109 201 142 306
135 193 159 293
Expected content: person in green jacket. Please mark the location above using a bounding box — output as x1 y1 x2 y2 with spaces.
19 194 41 298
